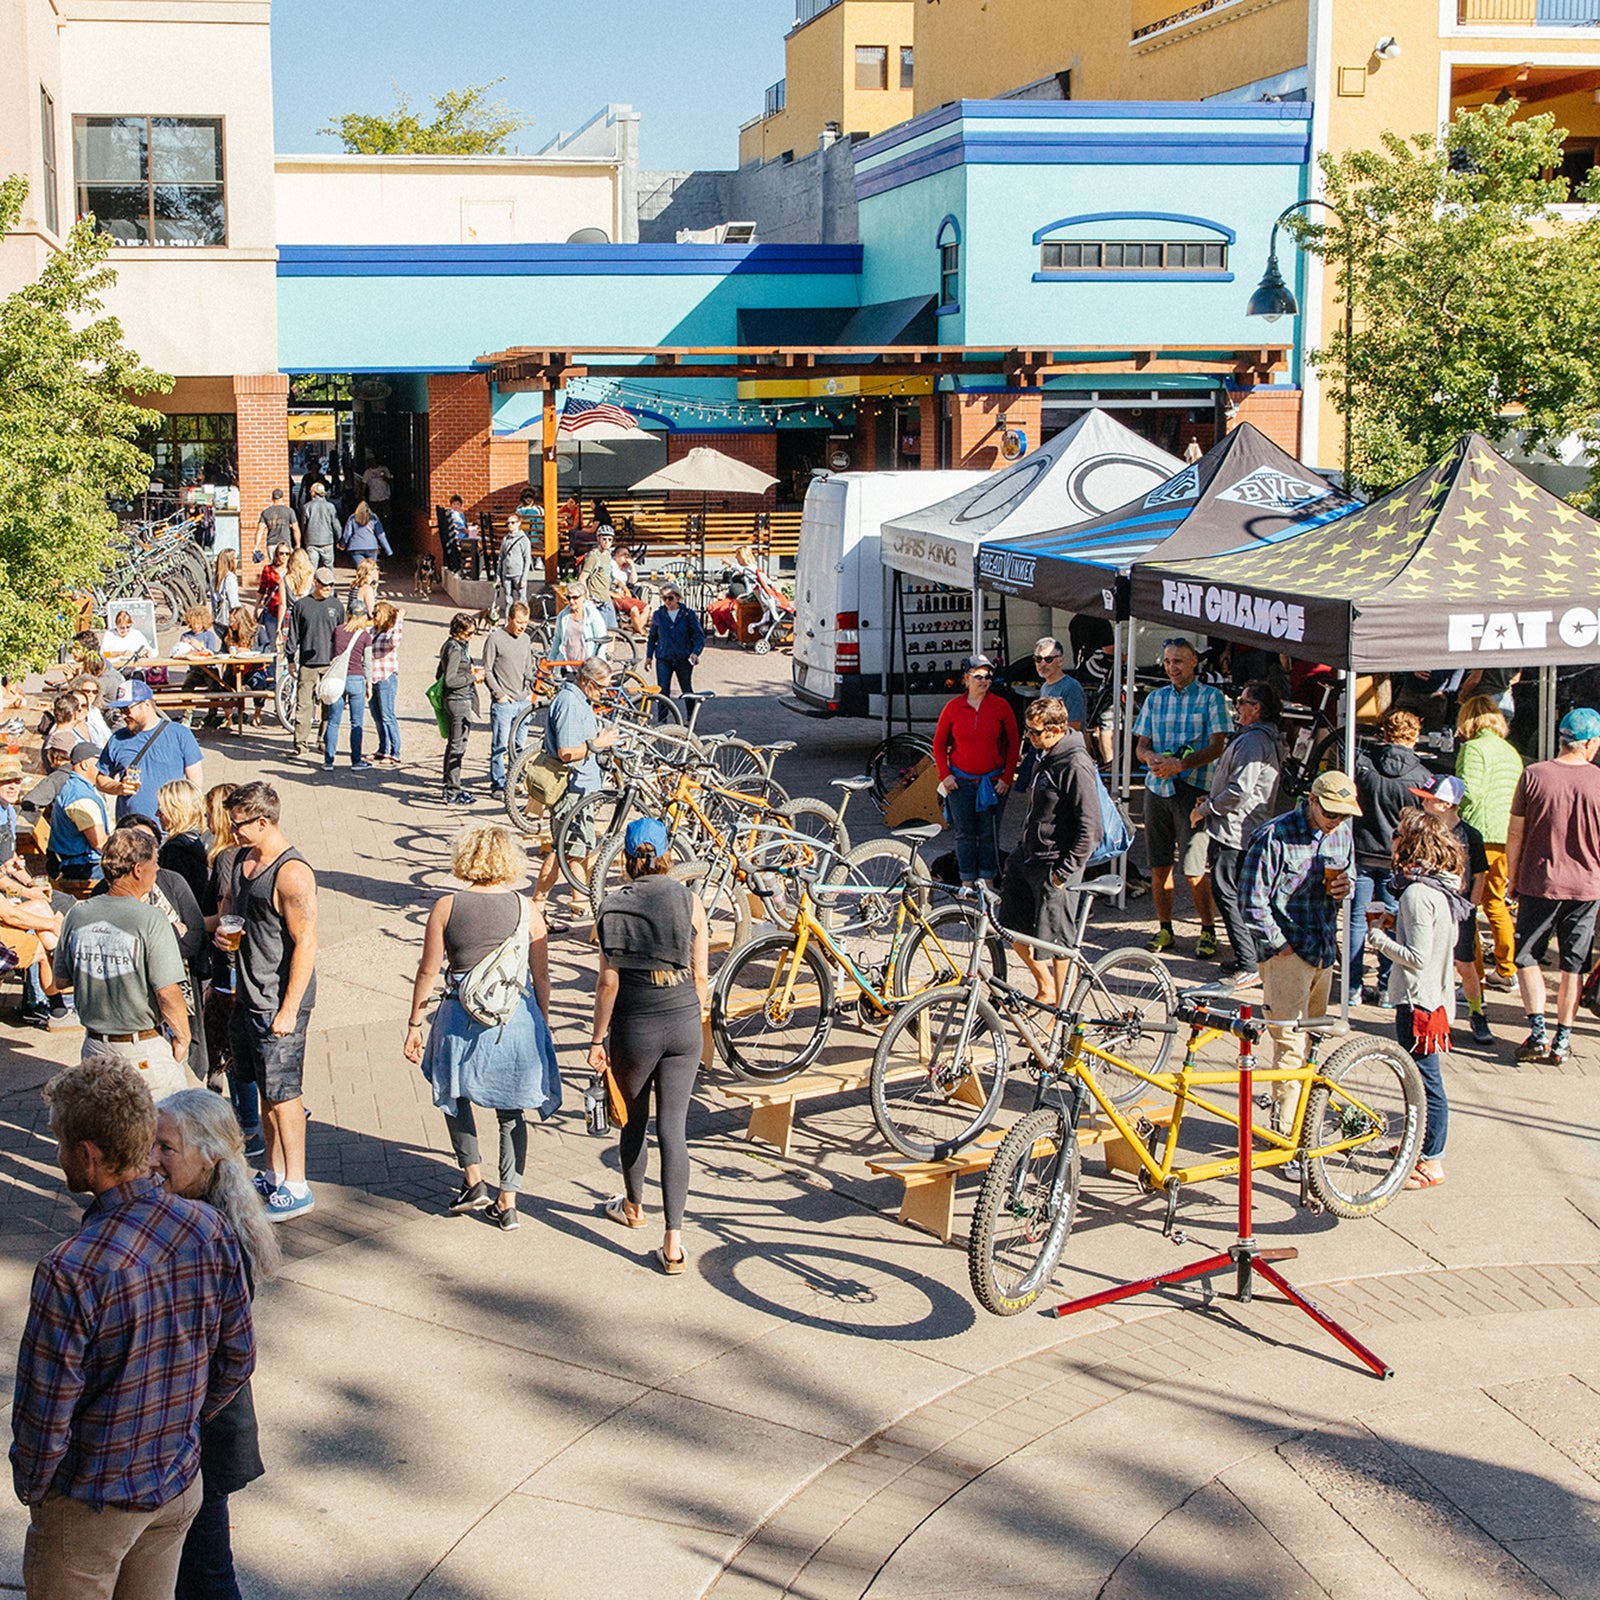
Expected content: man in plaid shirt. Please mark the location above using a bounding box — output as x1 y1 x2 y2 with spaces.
11 1060 254 1596
1133 638 1231 958
1240 770 1360 1153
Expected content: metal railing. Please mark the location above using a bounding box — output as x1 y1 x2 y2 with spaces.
795 0 843 26
1458 0 1600 21
765 79 787 117
1132 0 1240 41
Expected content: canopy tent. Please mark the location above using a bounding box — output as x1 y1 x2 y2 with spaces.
976 422 1360 620
879 407 1181 588
1130 432 1600 672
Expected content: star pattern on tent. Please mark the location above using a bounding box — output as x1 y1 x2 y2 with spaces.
1470 451 1501 475
1504 502 1532 525
1456 508 1488 530
1463 478 1494 501
1499 526 1529 547
1490 551 1525 573
1455 536 1483 553
1510 480 1540 501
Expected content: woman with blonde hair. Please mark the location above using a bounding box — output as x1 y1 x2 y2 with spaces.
153 1088 278 1596
348 557 380 620
284 547 314 607
1455 693 1524 987
403 822 560 1229
211 547 240 629
340 499 392 564
367 600 405 765
157 778 209 905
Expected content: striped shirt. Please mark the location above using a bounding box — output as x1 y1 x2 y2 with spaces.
10 1176 254 1510
1133 679 1231 795
368 618 404 684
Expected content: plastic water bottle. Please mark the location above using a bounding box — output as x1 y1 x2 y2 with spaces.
583 1075 609 1137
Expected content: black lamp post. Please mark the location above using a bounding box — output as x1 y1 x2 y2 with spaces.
1248 198 1355 487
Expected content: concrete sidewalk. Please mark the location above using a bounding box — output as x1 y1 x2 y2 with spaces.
1 593 1596 1599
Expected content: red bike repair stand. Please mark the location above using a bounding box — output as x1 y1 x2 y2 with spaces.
1048 1007 1393 1379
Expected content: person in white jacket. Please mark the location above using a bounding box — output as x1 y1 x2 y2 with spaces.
1364 809 1471 1190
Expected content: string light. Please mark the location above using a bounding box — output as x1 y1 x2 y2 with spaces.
559 375 930 431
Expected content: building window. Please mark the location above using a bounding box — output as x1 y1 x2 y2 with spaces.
900 47 915 90
1040 239 1228 272
141 413 237 493
940 240 960 308
73 115 226 247
40 88 59 236
855 46 889 91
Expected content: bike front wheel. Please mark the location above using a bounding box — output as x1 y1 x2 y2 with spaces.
1303 1033 1425 1219
968 1108 1080 1317
870 985 1009 1161
711 933 835 1082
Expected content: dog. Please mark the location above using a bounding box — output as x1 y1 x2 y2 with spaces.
413 552 439 595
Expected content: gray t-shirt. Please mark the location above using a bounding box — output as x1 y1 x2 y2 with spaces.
481 627 535 703
58 896 186 1034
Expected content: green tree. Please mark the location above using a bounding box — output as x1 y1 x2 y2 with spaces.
1293 102 1600 494
320 78 533 155
0 175 170 670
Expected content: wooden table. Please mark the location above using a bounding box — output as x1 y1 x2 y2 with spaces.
141 652 276 734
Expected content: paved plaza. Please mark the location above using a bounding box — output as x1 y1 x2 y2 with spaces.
2 594 1598 1599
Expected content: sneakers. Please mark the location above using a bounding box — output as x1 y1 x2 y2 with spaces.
1194 928 1219 960
45 1007 83 1032
1282 1159 1304 1183
1147 927 1176 954
14 1003 50 1030
1483 971 1516 991
1514 1032 1550 1065
489 1201 520 1231
241 1128 266 1160
351 760 374 772
1469 1011 1494 1046
251 1171 276 1199
446 789 477 807
449 1179 493 1214
263 1183 315 1223
1548 1032 1572 1065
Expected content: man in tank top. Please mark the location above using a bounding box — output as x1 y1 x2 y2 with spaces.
218 781 320 1222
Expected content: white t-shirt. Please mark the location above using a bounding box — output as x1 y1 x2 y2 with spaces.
102 628 153 662
361 466 392 504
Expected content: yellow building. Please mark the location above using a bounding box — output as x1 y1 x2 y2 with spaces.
909 0 1600 469
739 0 916 168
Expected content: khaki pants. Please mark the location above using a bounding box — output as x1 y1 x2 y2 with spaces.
80 1033 198 1104
24 1477 202 1600
293 663 328 754
1259 947 1332 1134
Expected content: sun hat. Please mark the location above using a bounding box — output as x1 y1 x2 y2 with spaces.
624 817 669 857
0 756 22 783
1410 775 1466 806
111 680 154 706
1309 769 1362 817
1558 707 1600 741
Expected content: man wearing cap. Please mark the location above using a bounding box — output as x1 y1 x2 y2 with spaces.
298 480 341 569
1240 770 1359 1150
645 583 705 711
49 743 111 890
1504 708 1600 1064
1133 637 1231 958
285 567 345 758
1414 776 1492 1044
96 681 204 822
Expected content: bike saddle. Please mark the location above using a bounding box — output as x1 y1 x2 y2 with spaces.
831 775 875 793
892 822 943 844
765 740 797 755
680 690 715 702
1280 1014 1351 1037
1074 877 1123 899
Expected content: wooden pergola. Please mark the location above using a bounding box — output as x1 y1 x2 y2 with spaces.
473 342 1292 560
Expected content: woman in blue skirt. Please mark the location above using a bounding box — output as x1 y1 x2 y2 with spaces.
404 822 561 1230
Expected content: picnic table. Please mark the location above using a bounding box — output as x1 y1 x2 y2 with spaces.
142 651 275 733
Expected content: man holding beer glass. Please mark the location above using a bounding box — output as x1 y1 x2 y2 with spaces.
1239 770 1362 1168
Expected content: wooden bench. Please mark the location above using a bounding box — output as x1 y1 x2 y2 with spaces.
865 1103 1179 1243
713 1063 878 1159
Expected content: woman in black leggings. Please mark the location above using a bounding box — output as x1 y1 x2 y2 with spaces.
590 818 709 1274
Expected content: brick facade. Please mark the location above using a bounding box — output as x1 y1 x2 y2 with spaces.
232 373 288 554
426 373 493 559
664 432 779 510
1227 387 1302 454
949 391 1042 471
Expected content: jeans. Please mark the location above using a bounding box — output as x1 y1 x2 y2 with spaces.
323 671 365 764
1349 866 1399 991
443 697 472 794
654 656 694 707
599 598 618 630
489 696 531 790
1208 840 1256 971
943 776 1004 883
443 1100 528 1191
1395 1004 1448 1160
370 674 401 759
292 663 328 754
175 1485 242 1600
501 574 528 613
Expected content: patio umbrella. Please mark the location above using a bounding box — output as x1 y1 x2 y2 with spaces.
630 447 780 566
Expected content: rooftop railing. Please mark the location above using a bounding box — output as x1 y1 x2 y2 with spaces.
796 0 843 25
1132 0 1241 42
1457 0 1600 22
765 78 787 117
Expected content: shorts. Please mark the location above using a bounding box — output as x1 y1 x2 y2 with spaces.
998 861 1078 949
1143 783 1208 878
551 786 597 853
0 924 42 970
1453 912 1481 966
230 1004 313 1102
1513 895 1599 974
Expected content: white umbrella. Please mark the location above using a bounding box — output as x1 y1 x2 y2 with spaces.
631 447 779 566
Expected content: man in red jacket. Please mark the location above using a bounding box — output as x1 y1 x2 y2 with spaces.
932 655 1020 886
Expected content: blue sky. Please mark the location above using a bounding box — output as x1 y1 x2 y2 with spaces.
270 0 795 171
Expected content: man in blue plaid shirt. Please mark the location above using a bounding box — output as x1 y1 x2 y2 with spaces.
1134 638 1231 958
11 1059 254 1596
1240 770 1360 1160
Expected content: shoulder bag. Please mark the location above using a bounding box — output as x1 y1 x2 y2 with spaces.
318 627 365 706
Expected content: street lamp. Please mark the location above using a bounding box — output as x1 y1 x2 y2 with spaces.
1248 198 1355 487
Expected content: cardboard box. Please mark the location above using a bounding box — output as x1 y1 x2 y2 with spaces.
883 756 948 829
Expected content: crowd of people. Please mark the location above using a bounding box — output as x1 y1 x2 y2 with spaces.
9 517 1600 1597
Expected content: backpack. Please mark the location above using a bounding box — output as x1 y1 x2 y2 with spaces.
1088 770 1134 867
455 895 531 1028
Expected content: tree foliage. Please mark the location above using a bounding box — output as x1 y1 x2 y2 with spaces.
320 78 533 155
0 175 170 671
1294 102 1600 495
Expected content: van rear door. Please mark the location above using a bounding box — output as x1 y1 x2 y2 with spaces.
791 476 850 711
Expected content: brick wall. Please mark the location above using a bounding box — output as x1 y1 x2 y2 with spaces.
664 433 778 511
919 395 939 471
1227 387 1302 454
233 373 288 554
950 392 1041 471
426 373 493 562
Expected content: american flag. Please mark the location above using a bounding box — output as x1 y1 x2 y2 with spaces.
558 397 640 434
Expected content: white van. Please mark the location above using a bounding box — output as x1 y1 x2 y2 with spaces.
789 470 988 719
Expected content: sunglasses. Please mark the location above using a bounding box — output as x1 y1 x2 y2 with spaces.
1033 652 1061 663
967 671 992 680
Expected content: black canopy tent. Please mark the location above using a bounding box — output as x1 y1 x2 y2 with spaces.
1130 432 1600 1014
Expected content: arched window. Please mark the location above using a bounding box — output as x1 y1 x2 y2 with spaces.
936 215 960 313
1032 211 1234 282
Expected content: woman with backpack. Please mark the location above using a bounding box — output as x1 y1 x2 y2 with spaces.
403 822 560 1231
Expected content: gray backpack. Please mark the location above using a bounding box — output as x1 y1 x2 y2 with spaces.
455 896 531 1028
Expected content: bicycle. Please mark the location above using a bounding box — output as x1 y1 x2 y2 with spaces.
965 981 1425 1316
709 824 989 1082
869 877 1175 1163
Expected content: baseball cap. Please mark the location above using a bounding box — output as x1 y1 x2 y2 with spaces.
963 654 995 673
1559 707 1600 741
0 756 22 783
1410 775 1466 806
1309 769 1362 817
45 725 81 754
69 740 100 766
111 680 154 707
314 567 336 586
624 817 669 857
